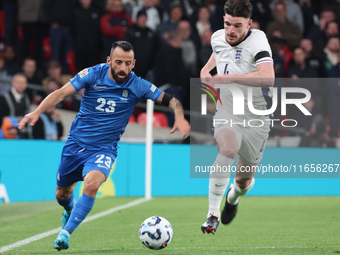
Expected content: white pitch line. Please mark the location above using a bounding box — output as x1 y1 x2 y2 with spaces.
0 197 149 253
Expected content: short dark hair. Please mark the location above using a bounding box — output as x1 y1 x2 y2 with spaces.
224 0 253 19
110 41 134 56
137 10 147 19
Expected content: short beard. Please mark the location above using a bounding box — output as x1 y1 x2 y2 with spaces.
111 68 129 84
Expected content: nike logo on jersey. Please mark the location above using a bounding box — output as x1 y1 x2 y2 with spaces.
215 50 221 54
77 148 85 153
94 85 107 89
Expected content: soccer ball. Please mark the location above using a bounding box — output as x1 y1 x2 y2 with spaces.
139 216 173 250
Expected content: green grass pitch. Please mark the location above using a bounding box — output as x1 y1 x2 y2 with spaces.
0 196 339 254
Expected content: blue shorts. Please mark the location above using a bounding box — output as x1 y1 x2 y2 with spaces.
57 137 117 187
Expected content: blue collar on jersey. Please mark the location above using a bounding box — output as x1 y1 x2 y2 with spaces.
227 29 252 47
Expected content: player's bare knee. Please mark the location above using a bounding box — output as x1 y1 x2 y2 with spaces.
218 146 237 159
55 189 71 201
83 181 101 194
235 177 252 189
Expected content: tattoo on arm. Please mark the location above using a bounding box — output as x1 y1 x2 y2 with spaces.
169 97 184 116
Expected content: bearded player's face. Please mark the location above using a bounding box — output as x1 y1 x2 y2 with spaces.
107 47 135 84
223 14 252 45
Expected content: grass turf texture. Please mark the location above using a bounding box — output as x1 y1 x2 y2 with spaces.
0 196 339 254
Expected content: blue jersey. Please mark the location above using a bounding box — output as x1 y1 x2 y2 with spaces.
69 63 162 151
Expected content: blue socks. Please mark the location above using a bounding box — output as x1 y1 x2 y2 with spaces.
64 194 95 235
57 193 74 213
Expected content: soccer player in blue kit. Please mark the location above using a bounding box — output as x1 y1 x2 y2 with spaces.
18 41 190 251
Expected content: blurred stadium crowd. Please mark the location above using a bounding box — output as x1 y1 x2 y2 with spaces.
0 0 340 147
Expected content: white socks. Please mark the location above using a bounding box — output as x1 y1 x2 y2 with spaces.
227 178 255 205
208 154 234 219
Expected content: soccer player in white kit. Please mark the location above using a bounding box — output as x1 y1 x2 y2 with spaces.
200 0 275 234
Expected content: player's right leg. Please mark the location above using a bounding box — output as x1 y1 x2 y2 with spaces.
54 137 89 250
55 183 77 229
202 130 239 234
54 184 78 251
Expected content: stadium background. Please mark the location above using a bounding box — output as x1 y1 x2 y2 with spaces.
1 0 340 254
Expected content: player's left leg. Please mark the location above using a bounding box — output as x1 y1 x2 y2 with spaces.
202 129 240 234
229 157 256 204
64 170 105 234
221 157 256 224
54 170 106 251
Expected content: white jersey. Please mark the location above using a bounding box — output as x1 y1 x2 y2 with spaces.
211 29 273 125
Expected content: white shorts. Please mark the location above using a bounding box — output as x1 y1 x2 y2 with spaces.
213 115 270 165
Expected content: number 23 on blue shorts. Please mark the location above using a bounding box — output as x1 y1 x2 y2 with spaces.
57 138 117 187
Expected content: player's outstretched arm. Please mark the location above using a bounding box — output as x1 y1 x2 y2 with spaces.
213 62 275 87
157 92 190 139
18 82 76 129
168 97 190 139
